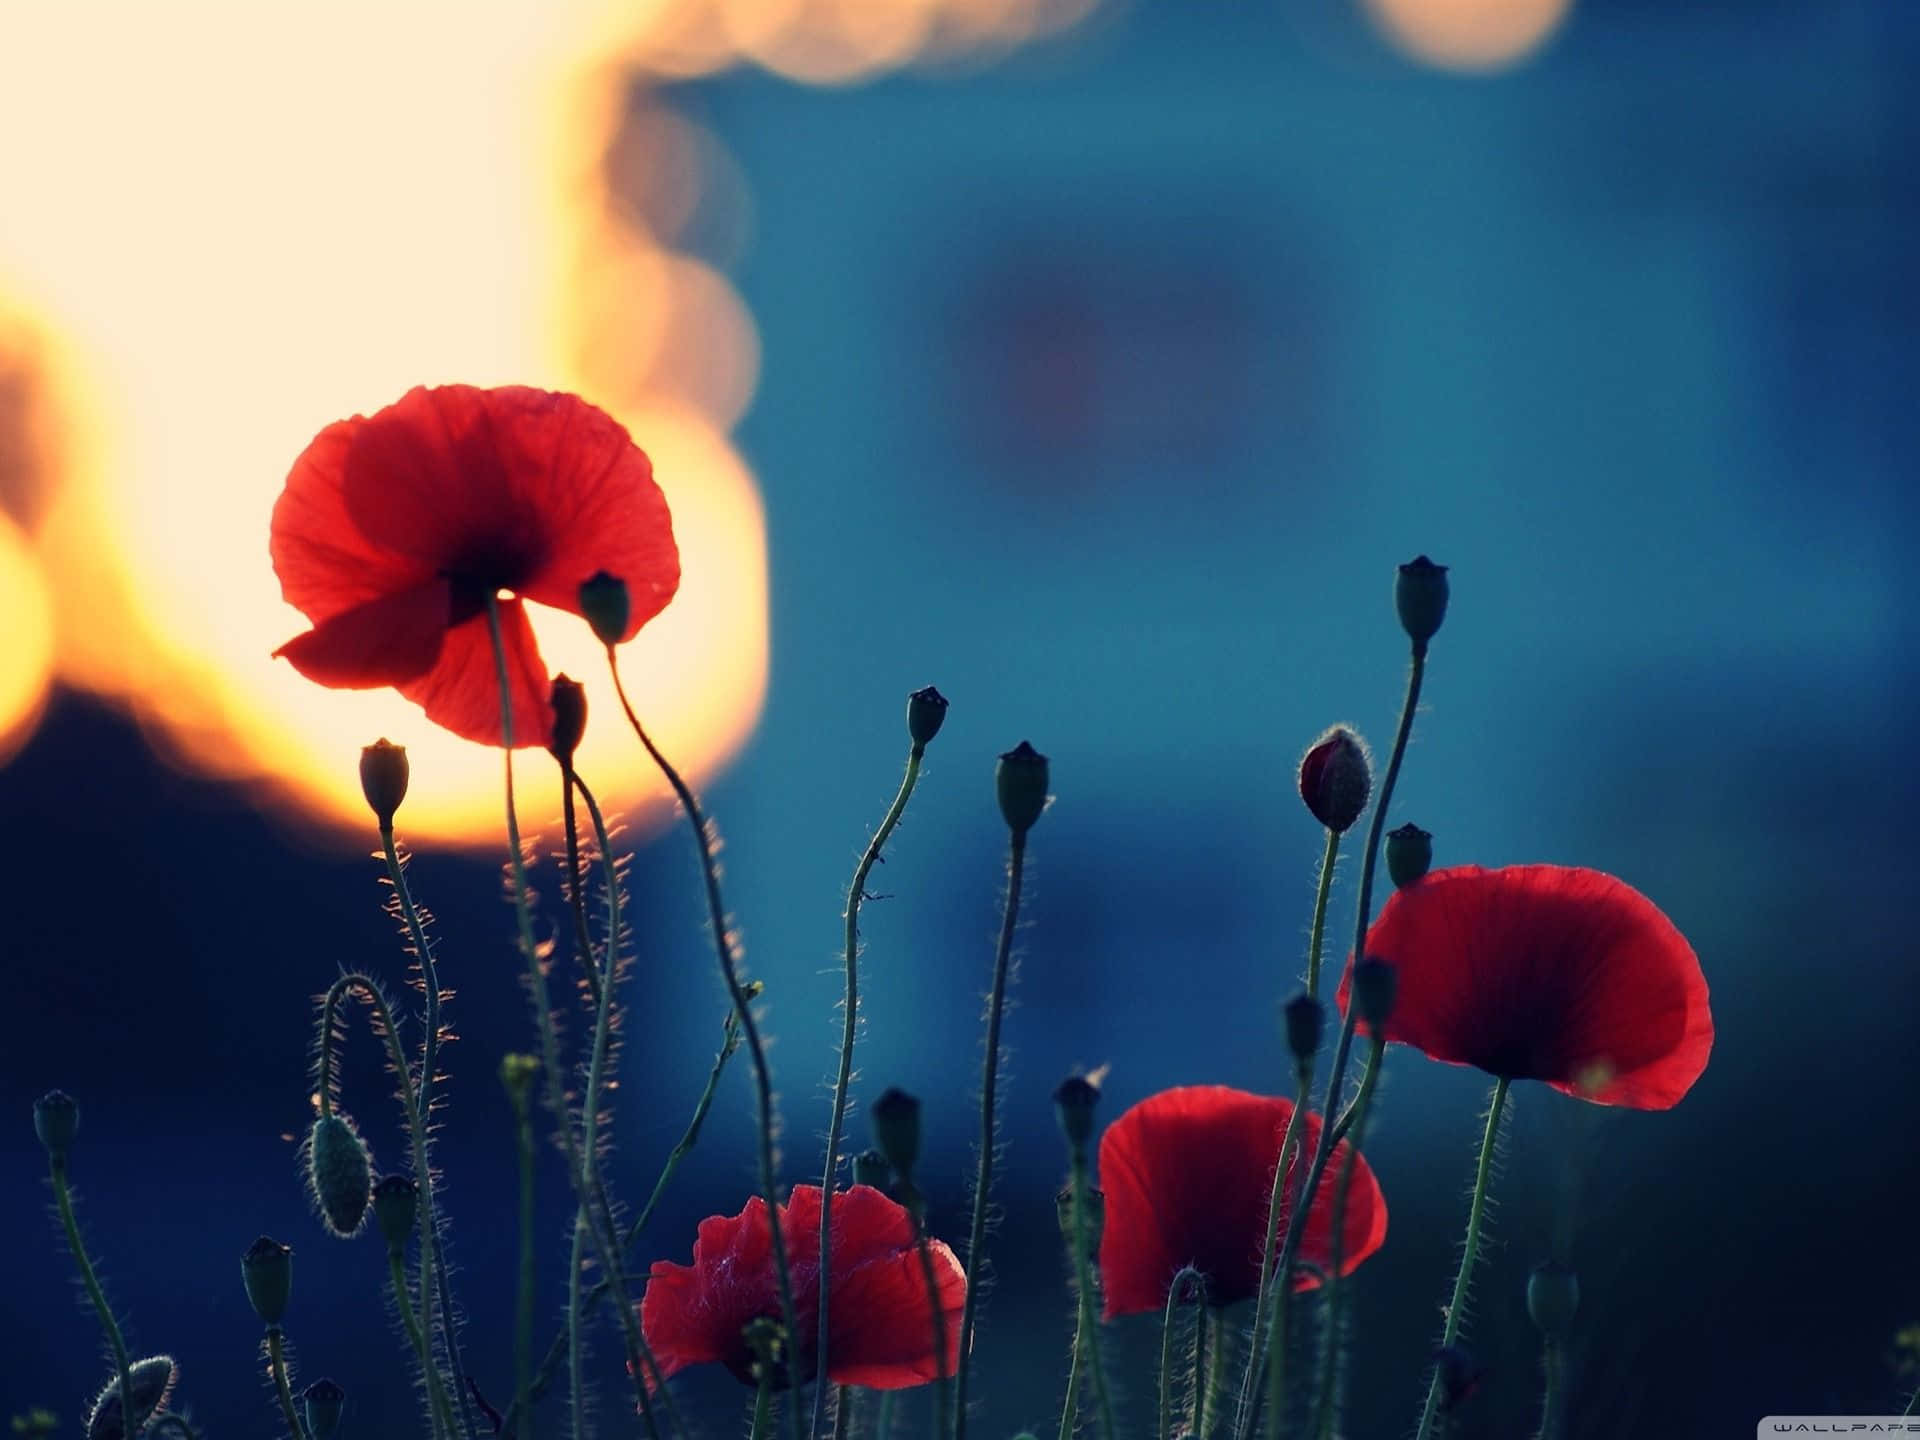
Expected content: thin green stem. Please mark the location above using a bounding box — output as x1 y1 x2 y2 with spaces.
1057 1309 1084 1440
1194 1306 1221 1440
48 1158 133 1439
1310 1035 1386 1440
1536 1337 1563 1440
830 1387 856 1440
559 765 603 1012
608 646 800 1440
1067 1146 1117 1440
509 1073 537 1440
908 1195 951 1440
1232 1061 1311 1440
956 830 1027 1440
813 744 927 1440
568 1212 589 1440
266 1327 313 1440
1302 830 1341 999
750 1374 775 1440
1159 1270 1203 1440
874 1391 896 1440
1414 1078 1509 1440
389 1252 458 1440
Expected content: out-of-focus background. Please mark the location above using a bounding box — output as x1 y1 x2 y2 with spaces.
4 0 1917 1435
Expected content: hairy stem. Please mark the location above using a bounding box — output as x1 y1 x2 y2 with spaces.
266 1326 313 1440
1232 1060 1311 1440
1310 1034 1386 1440
909 1195 951 1440
1067 1144 1116 1440
388 1252 457 1440
1302 829 1341 999
48 1157 134 1440
508 1070 537 1440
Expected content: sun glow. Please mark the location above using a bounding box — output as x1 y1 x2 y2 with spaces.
1363 0 1573 71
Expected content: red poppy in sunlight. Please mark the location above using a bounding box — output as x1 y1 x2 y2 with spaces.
641 1184 965 1390
1096 1085 1386 1318
270 385 678 747
1339 865 1712 1109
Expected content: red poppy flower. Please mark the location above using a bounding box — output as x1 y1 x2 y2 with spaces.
640 1184 966 1391
1338 865 1712 1109
1096 1085 1386 1319
269 384 679 747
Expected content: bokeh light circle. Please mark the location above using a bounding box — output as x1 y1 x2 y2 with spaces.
1363 0 1573 72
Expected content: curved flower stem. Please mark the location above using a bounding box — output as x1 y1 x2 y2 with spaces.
487 603 662 1440
558 763 603 1011
1232 1059 1311 1440
607 644 801 1440
749 1373 775 1440
389 1252 458 1440
811 742 927 1440
1414 1077 1510 1440
1309 1034 1386 1440
1159 1269 1203 1440
1066 1141 1117 1440
568 1212 589 1440
1535 1335 1564 1440
1195 1307 1222 1439
956 830 1027 1440
506 1065 538 1440
1302 830 1341 1000
906 1191 951 1440
47 1155 134 1440
1056 1310 1084 1440
266 1326 314 1440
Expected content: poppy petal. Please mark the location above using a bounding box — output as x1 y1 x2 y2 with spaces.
273 579 450 689
395 597 551 748
827 1236 967 1389
641 1197 787 1388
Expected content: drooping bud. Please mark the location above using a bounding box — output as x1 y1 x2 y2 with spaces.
906 685 949 748
1386 823 1433 890
1284 994 1324 1065
578 570 631 647
548 674 587 763
1055 1185 1105 1257
372 1174 419 1256
997 741 1050 835
358 739 409 829
84 1355 177 1440
306 1113 373 1239
852 1149 891 1190
1052 1075 1101 1150
1395 555 1450 649
1297 726 1372 835
869 1088 922 1182
303 1378 347 1438
241 1235 293 1326
1526 1262 1580 1337
1351 957 1398 1030
33 1089 78 1162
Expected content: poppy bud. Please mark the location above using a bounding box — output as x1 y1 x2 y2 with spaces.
358 739 409 829
499 1052 539 1102
303 1378 346 1438
1386 823 1432 890
1526 1262 1579 1337
1053 1075 1101 1150
852 1148 891 1190
241 1235 293 1326
1298 726 1372 835
1395 555 1449 649
1351 958 1397 1029
1284 994 1324 1064
906 685 949 747
372 1174 419 1256
33 1089 78 1162
1055 1184 1105 1256
869 1088 922 1181
306 1113 373 1238
579 571 631 647
84 1355 176 1440
997 741 1049 835
548 674 587 762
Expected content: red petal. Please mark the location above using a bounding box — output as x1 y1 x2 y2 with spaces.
640 1196 791 1389
273 579 450 689
1339 865 1713 1109
828 1233 966 1390
394 598 551 748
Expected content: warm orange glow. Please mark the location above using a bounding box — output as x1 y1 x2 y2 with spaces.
0 510 53 762
1363 0 1572 71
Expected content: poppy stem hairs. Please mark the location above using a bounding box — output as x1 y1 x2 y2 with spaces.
1056 1077 1117 1440
1158 1267 1207 1440
500 1055 539 1440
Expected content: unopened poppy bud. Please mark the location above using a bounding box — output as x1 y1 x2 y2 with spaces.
1395 555 1450 649
548 674 587 762
907 685 949 748
1526 1262 1579 1337
1298 726 1372 835
372 1174 419 1255
241 1235 293 1325
1386 823 1433 890
499 1052 539 1103
85 1355 176 1440
852 1148 891 1190
359 739 409 829
1052 1075 1101 1150
1351 957 1397 1029
1284 994 1324 1064
869 1088 922 1181
579 570 631 646
306 1113 373 1238
303 1378 346 1438
997 741 1049 835
1055 1185 1105 1256
33 1089 78 1161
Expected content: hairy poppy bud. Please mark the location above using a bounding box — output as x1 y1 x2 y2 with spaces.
306 1113 373 1238
499 1052 540 1102
33 1089 78 1162
1386 823 1433 890
997 741 1049 835
241 1235 293 1326
548 674 587 762
1055 1184 1105 1256
869 1088 922 1181
1053 1075 1101 1150
358 739 409 828
372 1174 419 1256
303 1378 346 1438
84 1355 176 1440
1352 958 1397 1029
1396 555 1449 649
579 571 631 647
1284 994 1324 1064
907 685 949 747
1527 1262 1579 1336
852 1148 891 1190
1298 726 1372 835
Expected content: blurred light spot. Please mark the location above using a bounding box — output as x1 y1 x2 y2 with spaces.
0 511 53 762
1363 0 1572 71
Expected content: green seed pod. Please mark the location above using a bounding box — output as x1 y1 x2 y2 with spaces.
578 570 632 646
996 741 1050 835
1395 555 1450 649
241 1235 293 1326
33 1089 79 1162
547 674 587 763
906 685 949 747
1052 1075 1100 1150
1527 1262 1580 1336
1386 823 1433 890
371 1174 419 1256
1284 993 1325 1065
869 1088 922 1182
358 739 409 829
851 1148 892 1191
84 1355 177 1440
303 1378 346 1438
306 1113 373 1239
